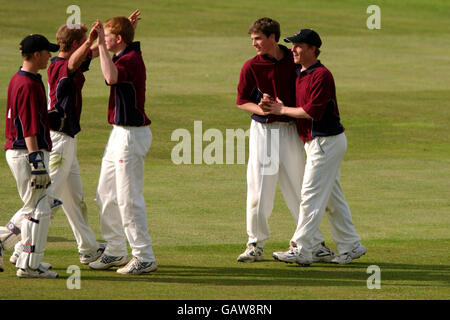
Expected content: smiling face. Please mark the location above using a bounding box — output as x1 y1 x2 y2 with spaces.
104 28 127 54
103 16 134 54
291 42 316 66
251 32 276 56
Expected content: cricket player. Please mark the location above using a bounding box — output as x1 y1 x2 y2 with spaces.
236 18 334 263
43 22 106 265
88 14 157 275
4 11 143 268
5 22 106 267
261 29 366 265
0 34 60 278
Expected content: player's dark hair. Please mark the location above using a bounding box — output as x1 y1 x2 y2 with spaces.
248 17 280 42
307 44 321 58
21 52 34 61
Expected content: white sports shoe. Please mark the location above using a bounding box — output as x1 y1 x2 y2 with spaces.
40 262 52 270
17 267 58 278
331 244 367 264
273 246 298 263
312 242 335 263
295 253 313 267
116 257 158 275
89 254 129 270
273 246 312 266
9 251 52 271
79 243 106 265
237 243 264 262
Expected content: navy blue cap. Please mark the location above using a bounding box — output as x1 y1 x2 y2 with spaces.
20 34 59 54
284 29 322 48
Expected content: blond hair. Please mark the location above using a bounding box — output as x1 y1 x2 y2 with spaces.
56 24 88 52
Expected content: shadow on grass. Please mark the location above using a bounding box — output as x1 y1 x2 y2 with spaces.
47 236 75 243
52 261 450 287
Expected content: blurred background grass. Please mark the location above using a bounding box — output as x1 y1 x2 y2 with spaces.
0 0 448 299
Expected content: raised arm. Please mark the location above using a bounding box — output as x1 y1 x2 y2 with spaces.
67 21 100 72
90 42 99 58
95 21 119 85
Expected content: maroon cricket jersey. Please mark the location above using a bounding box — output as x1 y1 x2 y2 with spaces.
5 68 52 151
108 42 151 126
295 61 344 142
47 54 91 137
236 45 297 123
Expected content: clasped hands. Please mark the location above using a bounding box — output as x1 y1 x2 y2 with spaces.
258 93 285 116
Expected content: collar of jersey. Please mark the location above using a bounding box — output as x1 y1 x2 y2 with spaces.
18 67 42 81
50 56 66 63
297 60 323 77
112 41 141 62
260 44 291 63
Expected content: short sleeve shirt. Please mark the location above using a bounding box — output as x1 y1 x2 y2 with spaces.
47 54 91 137
5 68 52 151
236 45 297 123
296 61 344 141
108 42 151 126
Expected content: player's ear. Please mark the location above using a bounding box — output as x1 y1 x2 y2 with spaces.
116 34 123 45
268 33 276 42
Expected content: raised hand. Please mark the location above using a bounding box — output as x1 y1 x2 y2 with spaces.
88 20 101 43
93 20 105 45
128 9 141 29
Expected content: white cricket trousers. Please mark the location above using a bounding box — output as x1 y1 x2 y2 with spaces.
246 120 324 248
3 150 49 225
1 150 50 239
47 131 99 255
96 125 155 263
291 133 361 259
2 149 52 269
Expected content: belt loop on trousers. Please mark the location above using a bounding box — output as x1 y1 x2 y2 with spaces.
25 215 39 224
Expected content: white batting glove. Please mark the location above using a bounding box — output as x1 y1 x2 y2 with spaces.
27 151 51 189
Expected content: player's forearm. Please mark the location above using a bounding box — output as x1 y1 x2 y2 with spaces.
237 102 268 116
68 40 94 73
279 106 312 119
90 43 99 58
25 136 39 153
98 43 118 84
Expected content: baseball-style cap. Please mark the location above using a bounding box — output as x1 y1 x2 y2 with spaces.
284 29 322 48
19 34 60 54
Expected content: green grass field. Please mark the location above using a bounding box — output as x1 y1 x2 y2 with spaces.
0 0 449 300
